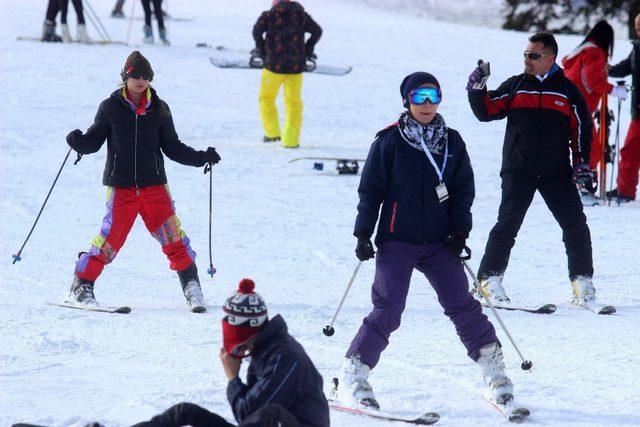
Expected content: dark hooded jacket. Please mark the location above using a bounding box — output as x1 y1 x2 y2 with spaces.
67 87 211 188
609 40 640 118
252 1 322 74
226 315 330 427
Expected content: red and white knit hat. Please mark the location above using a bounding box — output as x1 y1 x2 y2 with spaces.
222 279 268 358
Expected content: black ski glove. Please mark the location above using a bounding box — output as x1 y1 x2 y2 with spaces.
66 129 83 151
572 162 594 193
202 147 221 165
355 237 375 261
445 231 467 257
251 47 264 59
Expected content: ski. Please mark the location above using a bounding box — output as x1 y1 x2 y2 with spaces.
191 305 207 313
480 301 556 314
572 300 616 315
328 400 440 425
16 36 126 45
482 391 530 423
48 302 131 314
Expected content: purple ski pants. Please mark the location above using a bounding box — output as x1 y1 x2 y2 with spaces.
346 241 499 369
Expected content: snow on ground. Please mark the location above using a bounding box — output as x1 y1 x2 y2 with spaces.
0 0 639 426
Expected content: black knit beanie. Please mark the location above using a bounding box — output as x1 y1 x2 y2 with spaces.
400 72 440 101
121 51 154 82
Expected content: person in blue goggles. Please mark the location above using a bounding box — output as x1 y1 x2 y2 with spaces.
334 71 515 411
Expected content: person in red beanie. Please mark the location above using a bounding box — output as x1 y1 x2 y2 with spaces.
131 279 330 427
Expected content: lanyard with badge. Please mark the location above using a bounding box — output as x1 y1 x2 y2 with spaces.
419 134 449 203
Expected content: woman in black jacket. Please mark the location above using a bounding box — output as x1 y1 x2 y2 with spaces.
337 72 513 410
66 51 221 312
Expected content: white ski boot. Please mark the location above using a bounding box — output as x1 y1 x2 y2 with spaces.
477 343 514 405
178 263 206 313
60 23 73 43
338 356 380 409
76 24 93 44
579 188 600 206
143 25 154 44
571 276 596 305
158 28 170 46
68 276 98 306
476 276 510 303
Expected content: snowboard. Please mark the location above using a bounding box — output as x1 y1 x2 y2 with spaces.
289 157 365 175
17 36 126 45
48 302 131 314
209 56 352 76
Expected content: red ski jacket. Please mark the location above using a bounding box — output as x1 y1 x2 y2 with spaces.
562 41 613 112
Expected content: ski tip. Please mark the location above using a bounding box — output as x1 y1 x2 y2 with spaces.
191 306 207 313
538 304 557 313
415 412 440 424
508 407 530 423
114 306 132 314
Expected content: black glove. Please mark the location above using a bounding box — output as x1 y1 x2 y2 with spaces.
251 47 264 59
572 162 594 192
203 147 221 165
306 52 317 61
445 231 467 257
355 237 375 261
66 129 83 151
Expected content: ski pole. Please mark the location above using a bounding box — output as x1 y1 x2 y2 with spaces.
126 0 136 45
323 261 362 336
459 247 533 371
84 0 112 42
204 163 216 277
12 147 76 264
608 84 625 206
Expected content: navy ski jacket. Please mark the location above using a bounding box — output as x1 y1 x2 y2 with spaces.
354 122 475 245
226 315 330 427
610 40 640 118
67 87 211 188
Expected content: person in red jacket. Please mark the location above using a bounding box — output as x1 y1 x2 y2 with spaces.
562 20 628 205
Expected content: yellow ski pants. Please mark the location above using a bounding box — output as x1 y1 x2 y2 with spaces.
259 69 303 148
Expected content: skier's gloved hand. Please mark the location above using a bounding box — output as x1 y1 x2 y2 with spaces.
466 66 484 91
66 129 83 151
610 84 628 100
203 147 221 165
250 47 264 59
445 231 467 257
355 237 375 261
572 162 594 191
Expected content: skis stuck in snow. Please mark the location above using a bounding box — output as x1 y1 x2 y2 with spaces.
48 302 131 314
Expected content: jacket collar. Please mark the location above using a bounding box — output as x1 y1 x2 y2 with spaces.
251 314 287 357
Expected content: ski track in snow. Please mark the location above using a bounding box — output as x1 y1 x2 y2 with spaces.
1 0 639 425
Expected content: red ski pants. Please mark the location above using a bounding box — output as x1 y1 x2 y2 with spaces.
616 117 640 198
75 185 196 282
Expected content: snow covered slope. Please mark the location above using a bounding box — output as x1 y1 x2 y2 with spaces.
0 0 638 425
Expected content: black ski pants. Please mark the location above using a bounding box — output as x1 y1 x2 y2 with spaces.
478 171 593 281
45 0 86 24
132 402 300 427
141 0 164 29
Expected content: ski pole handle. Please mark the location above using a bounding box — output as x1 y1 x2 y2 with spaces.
460 246 472 261
461 259 533 371
323 261 362 337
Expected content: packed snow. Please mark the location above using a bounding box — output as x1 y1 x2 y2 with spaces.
0 0 638 426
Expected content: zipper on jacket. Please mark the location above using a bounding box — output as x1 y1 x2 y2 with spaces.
110 153 117 176
153 152 160 176
390 201 398 233
134 114 139 189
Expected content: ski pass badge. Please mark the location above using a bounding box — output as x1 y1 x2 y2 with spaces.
436 182 449 203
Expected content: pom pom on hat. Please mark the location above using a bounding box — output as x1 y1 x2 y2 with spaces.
238 278 256 294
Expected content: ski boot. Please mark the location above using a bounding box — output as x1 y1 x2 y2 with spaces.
605 188 634 204
263 136 281 143
178 263 206 313
42 20 63 42
111 9 125 18
76 24 93 44
143 25 154 44
158 28 170 46
579 188 600 206
474 276 510 303
477 342 514 405
571 276 596 306
68 276 97 306
339 356 380 409
60 23 73 43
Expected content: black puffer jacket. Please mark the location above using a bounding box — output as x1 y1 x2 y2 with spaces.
67 87 210 188
610 40 640 118
468 65 592 176
253 1 322 74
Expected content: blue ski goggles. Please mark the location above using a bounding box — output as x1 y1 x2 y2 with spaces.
408 87 442 105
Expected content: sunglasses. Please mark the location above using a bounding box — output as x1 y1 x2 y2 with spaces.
409 87 442 105
523 51 551 60
129 71 151 80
